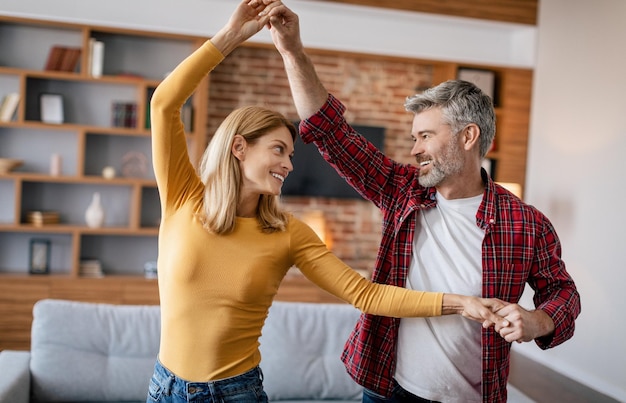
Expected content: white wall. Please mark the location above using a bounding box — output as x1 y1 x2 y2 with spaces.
0 0 535 68
2 0 625 400
514 0 626 400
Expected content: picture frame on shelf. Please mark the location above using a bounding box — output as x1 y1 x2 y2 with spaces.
40 93 64 124
457 68 496 103
29 238 51 274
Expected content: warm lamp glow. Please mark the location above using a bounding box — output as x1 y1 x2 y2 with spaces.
301 210 331 248
497 182 523 199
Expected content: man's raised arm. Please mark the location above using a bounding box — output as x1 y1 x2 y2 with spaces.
265 0 328 119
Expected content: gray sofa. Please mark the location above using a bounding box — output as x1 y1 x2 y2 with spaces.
0 299 362 403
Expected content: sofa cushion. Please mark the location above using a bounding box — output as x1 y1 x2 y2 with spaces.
30 299 160 402
260 301 362 401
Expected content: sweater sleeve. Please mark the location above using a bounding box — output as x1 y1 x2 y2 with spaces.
289 217 442 317
150 40 224 216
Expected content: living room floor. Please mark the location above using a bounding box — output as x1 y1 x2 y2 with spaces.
509 385 535 403
508 351 620 403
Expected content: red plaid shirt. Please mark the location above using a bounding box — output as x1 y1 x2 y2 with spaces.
299 94 581 403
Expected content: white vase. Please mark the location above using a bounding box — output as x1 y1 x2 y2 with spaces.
85 192 105 228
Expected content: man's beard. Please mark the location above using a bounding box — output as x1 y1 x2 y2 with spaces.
417 138 463 188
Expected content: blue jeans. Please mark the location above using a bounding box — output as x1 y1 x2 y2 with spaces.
362 380 440 403
146 359 268 402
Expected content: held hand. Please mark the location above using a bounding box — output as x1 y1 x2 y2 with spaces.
494 304 555 343
459 296 511 328
212 0 276 55
443 294 509 328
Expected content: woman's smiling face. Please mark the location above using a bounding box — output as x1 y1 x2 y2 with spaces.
236 125 295 198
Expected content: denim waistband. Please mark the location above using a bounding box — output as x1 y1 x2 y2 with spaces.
153 359 264 397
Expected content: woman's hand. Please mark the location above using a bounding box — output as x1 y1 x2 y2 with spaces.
211 0 280 56
443 294 510 328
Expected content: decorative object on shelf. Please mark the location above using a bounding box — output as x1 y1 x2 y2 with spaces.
457 67 496 103
29 238 51 274
0 157 23 174
40 93 64 124
102 166 116 179
111 102 137 128
85 192 105 228
0 92 20 122
79 258 104 277
26 210 60 226
50 153 62 176
121 151 148 178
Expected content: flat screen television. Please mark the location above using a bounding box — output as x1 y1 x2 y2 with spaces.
282 125 385 199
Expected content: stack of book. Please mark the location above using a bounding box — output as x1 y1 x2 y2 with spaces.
79 259 104 278
26 211 60 227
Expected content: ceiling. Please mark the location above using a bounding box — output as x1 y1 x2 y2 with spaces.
319 0 538 25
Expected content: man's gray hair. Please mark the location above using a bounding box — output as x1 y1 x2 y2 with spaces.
405 80 496 158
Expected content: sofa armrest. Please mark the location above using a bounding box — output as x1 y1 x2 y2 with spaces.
0 350 31 403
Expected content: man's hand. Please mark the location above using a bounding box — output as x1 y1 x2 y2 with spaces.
262 0 304 56
495 304 555 343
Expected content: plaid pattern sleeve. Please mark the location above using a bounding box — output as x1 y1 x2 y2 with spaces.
299 95 581 402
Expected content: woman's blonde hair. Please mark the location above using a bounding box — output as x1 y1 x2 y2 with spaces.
198 106 297 234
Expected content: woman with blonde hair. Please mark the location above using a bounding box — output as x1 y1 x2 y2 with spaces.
147 1 508 402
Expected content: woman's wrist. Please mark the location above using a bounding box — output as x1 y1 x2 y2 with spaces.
211 28 245 57
441 293 465 315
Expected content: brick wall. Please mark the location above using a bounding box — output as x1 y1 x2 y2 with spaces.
207 46 433 273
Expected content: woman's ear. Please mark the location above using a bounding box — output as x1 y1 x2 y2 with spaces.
232 135 246 161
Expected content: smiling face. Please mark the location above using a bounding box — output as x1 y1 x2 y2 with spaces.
235 125 294 201
410 107 465 188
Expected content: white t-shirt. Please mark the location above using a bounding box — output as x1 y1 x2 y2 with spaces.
395 193 483 403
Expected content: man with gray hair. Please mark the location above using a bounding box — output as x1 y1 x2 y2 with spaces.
263 1 581 402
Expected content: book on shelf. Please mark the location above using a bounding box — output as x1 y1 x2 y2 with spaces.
44 46 81 72
145 87 156 129
59 47 81 72
111 102 137 128
44 45 65 71
0 92 20 122
88 38 105 78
